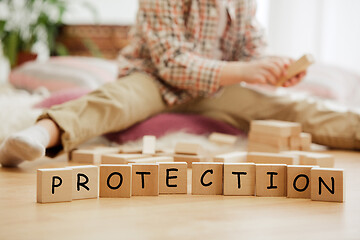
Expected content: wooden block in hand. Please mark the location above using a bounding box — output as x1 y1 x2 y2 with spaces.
159 162 187 194
300 133 312 151
276 54 315 86
101 153 150 164
247 152 295 165
99 164 132 198
311 168 344 202
132 163 159 196
175 142 203 155
224 163 256 196
192 162 223 195
287 165 319 199
142 135 156 154
250 120 301 137
299 152 334 168
256 164 287 197
37 168 72 203
208 132 237 145
174 154 205 168
70 165 99 200
213 151 247 163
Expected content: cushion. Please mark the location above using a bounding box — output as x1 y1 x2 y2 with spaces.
105 113 244 144
10 56 118 92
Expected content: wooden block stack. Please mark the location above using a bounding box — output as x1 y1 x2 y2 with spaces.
173 142 206 168
248 120 312 152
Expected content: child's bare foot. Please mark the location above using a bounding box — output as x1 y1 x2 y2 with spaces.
0 126 49 167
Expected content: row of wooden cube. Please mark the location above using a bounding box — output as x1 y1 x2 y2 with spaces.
37 162 344 203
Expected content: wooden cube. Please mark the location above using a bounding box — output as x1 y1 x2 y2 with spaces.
159 162 187 194
213 151 247 163
174 142 203 155
128 156 173 164
192 162 223 195
248 142 284 153
250 120 301 137
70 165 99 200
256 164 287 197
101 153 150 164
223 163 256 196
299 153 334 168
71 149 99 164
132 163 159 196
37 168 72 203
248 132 289 149
311 168 344 202
300 133 312 151
247 152 295 165
287 165 319 198
142 135 156 154
99 164 132 198
289 136 301 150
174 154 205 168
208 132 237 145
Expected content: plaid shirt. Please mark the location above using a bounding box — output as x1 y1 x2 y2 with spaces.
117 0 266 105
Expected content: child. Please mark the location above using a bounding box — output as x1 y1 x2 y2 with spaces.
1 0 359 167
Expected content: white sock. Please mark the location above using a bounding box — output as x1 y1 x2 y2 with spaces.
0 126 50 167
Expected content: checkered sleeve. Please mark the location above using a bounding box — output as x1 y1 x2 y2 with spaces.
239 0 267 60
139 0 226 97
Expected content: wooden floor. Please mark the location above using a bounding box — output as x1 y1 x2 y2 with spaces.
1 150 360 240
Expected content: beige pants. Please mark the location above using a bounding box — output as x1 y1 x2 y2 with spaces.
39 72 360 154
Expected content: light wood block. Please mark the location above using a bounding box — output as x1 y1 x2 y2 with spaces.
256 164 287 197
192 162 223 195
276 54 315 86
223 163 256 196
287 165 319 199
142 135 156 154
289 136 301 150
174 154 205 168
208 132 237 145
128 156 173 164
248 142 286 153
131 163 159 196
175 142 203 155
70 165 98 200
99 164 132 198
71 149 99 164
101 153 150 164
121 146 143 153
249 132 290 149
37 168 72 203
247 152 295 165
159 162 187 194
300 133 312 151
213 151 247 163
299 153 334 168
311 168 344 202
250 120 301 137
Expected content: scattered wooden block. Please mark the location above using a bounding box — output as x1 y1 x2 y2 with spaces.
287 165 319 199
99 164 132 198
248 132 289 149
223 163 256 196
247 152 295 165
142 135 156 154
159 162 187 194
175 142 203 155
276 54 315 86
256 164 287 197
213 151 247 163
121 146 143 154
299 152 334 168
248 142 285 153
174 154 205 168
70 165 99 200
289 136 301 150
311 168 344 202
128 156 173 164
300 133 312 151
101 153 150 164
192 162 223 195
250 120 301 137
208 132 237 145
71 149 99 164
37 168 72 203
131 163 159 196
